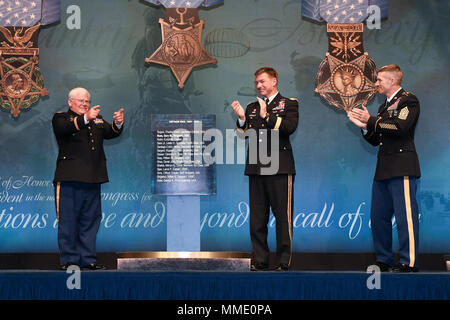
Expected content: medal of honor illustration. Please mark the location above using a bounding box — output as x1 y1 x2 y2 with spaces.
143 1 223 88
301 0 387 111
0 0 60 118
0 24 48 117
315 23 377 111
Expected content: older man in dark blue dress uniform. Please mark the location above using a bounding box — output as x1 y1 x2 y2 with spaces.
52 87 124 270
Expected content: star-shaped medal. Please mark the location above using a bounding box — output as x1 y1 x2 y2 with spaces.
145 9 217 88
315 23 377 111
315 52 376 110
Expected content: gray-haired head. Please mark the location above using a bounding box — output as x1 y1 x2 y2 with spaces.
68 87 91 100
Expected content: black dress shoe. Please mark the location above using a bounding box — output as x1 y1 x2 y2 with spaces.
250 262 269 271
273 264 290 271
81 263 106 270
373 261 393 272
60 262 78 270
391 263 419 273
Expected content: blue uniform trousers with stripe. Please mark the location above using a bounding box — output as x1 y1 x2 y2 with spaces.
55 181 102 266
371 176 419 267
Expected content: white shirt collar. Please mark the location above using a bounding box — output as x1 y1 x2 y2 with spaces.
387 87 402 102
265 91 279 104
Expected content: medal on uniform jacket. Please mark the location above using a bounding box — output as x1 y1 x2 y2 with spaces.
143 0 222 88
302 0 387 112
0 0 60 118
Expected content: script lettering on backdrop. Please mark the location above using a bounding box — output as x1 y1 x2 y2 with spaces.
0 0 60 118
302 0 386 111
0 175 376 241
142 0 222 88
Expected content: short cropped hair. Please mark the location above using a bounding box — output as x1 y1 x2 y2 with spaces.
68 87 90 99
378 64 402 85
254 67 278 81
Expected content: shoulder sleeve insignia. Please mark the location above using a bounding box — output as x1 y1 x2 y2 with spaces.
398 106 409 120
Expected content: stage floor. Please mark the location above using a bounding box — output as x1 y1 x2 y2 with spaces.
0 270 449 300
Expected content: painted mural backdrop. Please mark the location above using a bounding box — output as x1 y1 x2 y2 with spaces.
0 0 448 253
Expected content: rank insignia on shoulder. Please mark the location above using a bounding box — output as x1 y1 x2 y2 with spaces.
398 107 409 120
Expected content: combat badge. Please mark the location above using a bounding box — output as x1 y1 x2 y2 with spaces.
143 1 223 88
0 24 48 117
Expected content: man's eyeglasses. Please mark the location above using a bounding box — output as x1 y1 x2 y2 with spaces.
70 98 91 104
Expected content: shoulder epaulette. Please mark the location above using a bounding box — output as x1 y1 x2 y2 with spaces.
289 98 298 101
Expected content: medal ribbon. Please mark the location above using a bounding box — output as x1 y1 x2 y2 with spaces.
301 0 388 23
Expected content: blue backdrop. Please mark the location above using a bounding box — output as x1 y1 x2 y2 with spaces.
0 0 448 254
